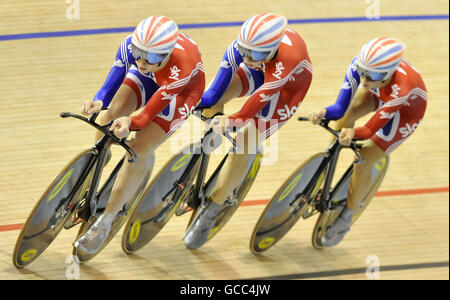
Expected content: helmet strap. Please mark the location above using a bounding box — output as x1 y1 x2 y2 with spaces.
380 74 394 86
160 53 172 67
266 49 279 62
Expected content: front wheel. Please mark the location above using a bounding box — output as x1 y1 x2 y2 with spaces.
250 153 327 254
311 156 389 249
13 150 95 268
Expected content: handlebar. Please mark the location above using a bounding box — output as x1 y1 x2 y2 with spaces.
60 112 138 163
298 116 364 163
192 109 239 151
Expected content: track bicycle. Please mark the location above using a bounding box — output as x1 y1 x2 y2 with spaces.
122 111 263 253
250 117 389 253
13 112 147 267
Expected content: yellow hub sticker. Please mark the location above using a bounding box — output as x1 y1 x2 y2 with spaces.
48 169 74 202
21 248 38 262
258 237 275 249
128 219 141 245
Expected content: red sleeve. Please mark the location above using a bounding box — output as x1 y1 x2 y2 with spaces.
129 73 192 131
228 90 280 123
354 102 403 140
228 65 287 127
129 88 175 130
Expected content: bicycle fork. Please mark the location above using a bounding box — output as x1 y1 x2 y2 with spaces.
292 141 343 215
84 137 114 221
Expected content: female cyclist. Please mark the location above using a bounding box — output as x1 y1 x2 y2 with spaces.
308 38 427 247
183 13 313 250
74 16 205 254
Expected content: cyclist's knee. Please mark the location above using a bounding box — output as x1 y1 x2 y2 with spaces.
234 138 258 157
130 139 157 160
131 127 166 159
356 143 386 168
236 124 261 154
146 152 155 169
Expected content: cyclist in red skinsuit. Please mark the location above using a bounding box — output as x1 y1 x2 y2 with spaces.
309 38 427 247
352 60 427 152
74 16 205 254
227 28 313 139
183 13 313 250
127 34 205 135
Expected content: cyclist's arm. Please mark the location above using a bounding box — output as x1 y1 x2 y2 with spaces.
324 57 361 120
228 79 283 124
129 79 188 131
93 36 134 108
197 41 243 108
353 102 403 140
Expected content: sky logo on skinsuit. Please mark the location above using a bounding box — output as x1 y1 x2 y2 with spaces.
379 111 396 120
178 104 195 120
277 105 297 121
169 66 181 80
390 84 401 99
260 93 278 103
161 91 178 101
399 119 421 138
273 62 285 80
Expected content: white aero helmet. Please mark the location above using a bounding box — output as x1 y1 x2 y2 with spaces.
236 13 288 61
131 16 179 64
356 37 406 81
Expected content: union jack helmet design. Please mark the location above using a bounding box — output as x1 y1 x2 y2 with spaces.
132 16 178 54
237 13 288 59
357 38 406 80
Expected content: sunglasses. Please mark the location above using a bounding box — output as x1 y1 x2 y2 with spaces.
131 43 168 65
356 64 388 82
237 44 270 62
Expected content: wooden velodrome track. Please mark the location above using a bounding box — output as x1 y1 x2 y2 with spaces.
0 0 448 280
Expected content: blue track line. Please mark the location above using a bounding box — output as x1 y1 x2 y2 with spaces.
0 14 448 42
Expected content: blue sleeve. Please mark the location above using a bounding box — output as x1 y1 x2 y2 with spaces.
93 35 135 108
197 40 244 108
324 57 361 120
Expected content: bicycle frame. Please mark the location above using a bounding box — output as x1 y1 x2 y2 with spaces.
59 112 137 221
192 130 235 209
161 128 235 212
294 118 363 214
13 111 140 267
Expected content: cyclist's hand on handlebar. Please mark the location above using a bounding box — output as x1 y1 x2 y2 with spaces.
110 117 131 139
210 114 229 134
308 108 327 125
81 99 103 116
338 128 355 147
